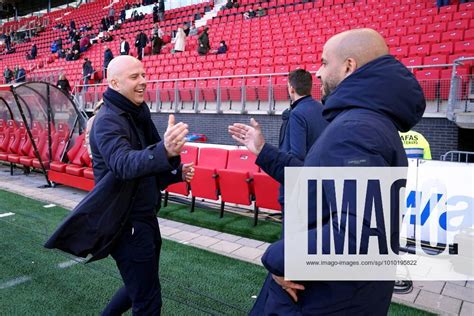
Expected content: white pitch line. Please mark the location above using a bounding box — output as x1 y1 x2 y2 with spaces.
43 204 56 208
0 276 31 289
0 212 15 218
57 258 85 269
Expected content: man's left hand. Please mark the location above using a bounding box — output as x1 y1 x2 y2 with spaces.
182 162 194 182
272 274 305 302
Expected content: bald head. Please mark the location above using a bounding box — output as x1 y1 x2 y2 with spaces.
107 55 147 106
107 55 142 84
325 28 389 69
316 29 389 98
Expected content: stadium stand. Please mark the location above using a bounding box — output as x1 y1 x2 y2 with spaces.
0 0 473 221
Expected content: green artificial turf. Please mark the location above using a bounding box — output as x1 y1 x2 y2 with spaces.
158 200 282 243
0 190 433 315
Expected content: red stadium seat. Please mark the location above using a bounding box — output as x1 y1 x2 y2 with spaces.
416 70 441 101
217 149 259 221
190 147 229 211
431 42 453 55
165 145 199 204
253 172 281 215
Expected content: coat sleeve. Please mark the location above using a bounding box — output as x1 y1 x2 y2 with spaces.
255 143 304 184
93 114 180 180
157 164 183 190
261 122 391 277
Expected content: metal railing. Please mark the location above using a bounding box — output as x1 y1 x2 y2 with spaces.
72 58 473 116
29 68 64 83
440 151 474 163
447 57 474 121
76 72 298 114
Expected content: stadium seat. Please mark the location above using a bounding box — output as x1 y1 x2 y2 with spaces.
217 149 259 221
253 172 281 223
416 70 441 101
165 145 199 205
190 147 229 212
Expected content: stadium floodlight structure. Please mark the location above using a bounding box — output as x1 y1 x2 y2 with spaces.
0 81 86 186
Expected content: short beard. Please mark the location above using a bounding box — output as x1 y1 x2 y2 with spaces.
322 77 340 97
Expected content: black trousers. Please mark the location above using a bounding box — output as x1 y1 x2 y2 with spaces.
102 217 162 316
137 47 143 60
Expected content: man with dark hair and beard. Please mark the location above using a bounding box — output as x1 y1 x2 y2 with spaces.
229 28 425 315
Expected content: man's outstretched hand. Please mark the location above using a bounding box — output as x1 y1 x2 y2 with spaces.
228 118 265 155
164 114 188 158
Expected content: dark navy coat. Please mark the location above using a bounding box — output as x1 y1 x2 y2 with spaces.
258 95 327 205
251 55 426 315
103 48 114 70
45 99 181 262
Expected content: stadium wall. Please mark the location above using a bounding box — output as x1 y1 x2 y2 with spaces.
151 114 459 161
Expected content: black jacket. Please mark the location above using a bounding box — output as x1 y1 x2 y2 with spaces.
104 49 114 69
120 40 130 54
57 79 71 93
135 32 148 48
82 60 94 77
44 89 182 262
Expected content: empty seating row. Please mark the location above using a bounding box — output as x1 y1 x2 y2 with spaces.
0 119 70 173
165 146 281 225
48 133 94 191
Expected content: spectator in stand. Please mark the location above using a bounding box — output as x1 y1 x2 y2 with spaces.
13 66 19 80
16 67 26 83
57 74 71 94
183 23 190 36
101 16 109 31
82 58 94 91
57 37 63 50
86 22 93 31
248 8 256 18
216 41 228 54
5 33 11 51
153 3 159 23
138 12 145 21
131 9 139 21
135 30 149 60
125 1 131 10
65 48 74 61
3 66 13 84
257 7 266 17
120 8 126 23
58 48 66 59
51 40 59 53
68 27 75 41
120 36 130 55
225 0 233 9
437 0 449 7
104 46 114 78
101 31 114 42
174 27 186 53
72 49 81 60
197 27 210 55
80 34 91 52
70 20 76 30
151 23 162 38
158 0 165 21
233 0 239 8
189 23 198 36
152 32 163 55
26 44 37 60
72 40 80 53
73 30 81 42
108 6 115 26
